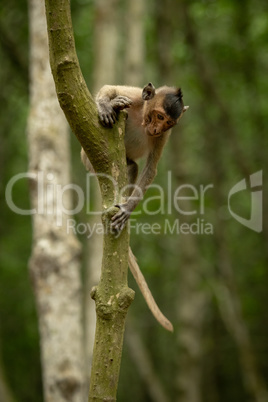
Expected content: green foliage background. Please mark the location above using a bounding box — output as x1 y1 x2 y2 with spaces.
0 0 267 401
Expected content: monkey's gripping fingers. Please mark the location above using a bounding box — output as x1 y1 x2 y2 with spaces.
97 96 132 127
110 96 133 111
97 102 117 127
111 203 131 231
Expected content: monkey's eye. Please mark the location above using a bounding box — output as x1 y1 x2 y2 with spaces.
157 114 164 120
167 120 173 125
145 115 151 124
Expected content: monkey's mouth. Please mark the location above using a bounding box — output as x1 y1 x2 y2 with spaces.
146 129 162 138
148 133 162 138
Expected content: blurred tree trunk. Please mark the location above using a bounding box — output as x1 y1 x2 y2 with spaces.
211 251 268 402
175 238 206 402
84 0 120 381
123 2 170 400
205 120 268 402
170 133 207 402
124 0 145 85
180 0 250 178
182 0 268 257
92 0 120 88
233 0 266 158
202 111 268 402
233 0 268 249
154 0 174 82
180 3 268 401
125 321 168 402
27 0 85 400
156 0 207 400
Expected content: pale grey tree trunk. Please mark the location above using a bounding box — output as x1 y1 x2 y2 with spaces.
124 0 145 85
27 0 85 400
92 0 120 88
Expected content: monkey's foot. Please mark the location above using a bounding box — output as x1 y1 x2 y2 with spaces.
111 204 131 231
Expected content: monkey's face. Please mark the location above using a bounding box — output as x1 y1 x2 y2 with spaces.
142 108 177 137
141 85 188 137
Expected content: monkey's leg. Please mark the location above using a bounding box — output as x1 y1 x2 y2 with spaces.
81 148 94 172
111 156 158 231
127 158 138 186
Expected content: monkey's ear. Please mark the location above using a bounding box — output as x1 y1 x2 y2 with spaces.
142 82 156 100
183 105 189 113
176 88 183 100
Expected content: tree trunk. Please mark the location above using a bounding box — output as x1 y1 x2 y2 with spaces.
123 4 170 401
27 0 85 401
124 0 145 85
155 1 206 399
93 0 120 88
171 139 207 402
180 3 268 400
44 0 134 400
84 0 120 380
126 319 169 402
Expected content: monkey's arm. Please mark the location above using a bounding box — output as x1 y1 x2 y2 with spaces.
96 85 143 126
111 135 168 231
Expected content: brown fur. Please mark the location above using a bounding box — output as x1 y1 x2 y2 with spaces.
82 83 188 222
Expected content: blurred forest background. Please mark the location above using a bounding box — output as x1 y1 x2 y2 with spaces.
0 0 267 401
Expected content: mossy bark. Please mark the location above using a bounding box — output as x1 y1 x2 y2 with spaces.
44 0 135 400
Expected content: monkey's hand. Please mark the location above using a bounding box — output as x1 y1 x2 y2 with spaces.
97 96 132 127
111 203 132 231
110 96 132 111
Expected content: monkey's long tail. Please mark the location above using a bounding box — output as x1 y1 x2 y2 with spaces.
128 247 174 332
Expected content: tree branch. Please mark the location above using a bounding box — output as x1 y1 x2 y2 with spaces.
44 0 135 400
45 0 127 204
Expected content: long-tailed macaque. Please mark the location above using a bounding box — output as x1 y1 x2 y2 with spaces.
81 83 188 331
